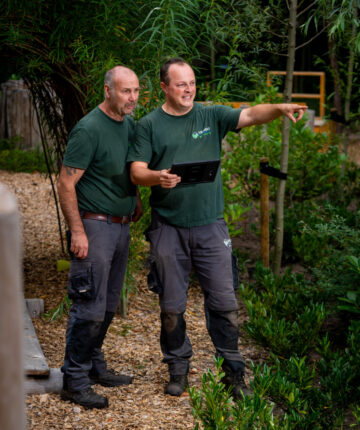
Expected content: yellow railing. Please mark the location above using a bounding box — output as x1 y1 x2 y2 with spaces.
267 71 330 133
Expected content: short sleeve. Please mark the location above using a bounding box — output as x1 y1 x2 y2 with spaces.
127 119 153 164
63 126 96 170
214 105 243 138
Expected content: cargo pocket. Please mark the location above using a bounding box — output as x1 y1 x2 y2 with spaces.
68 261 94 301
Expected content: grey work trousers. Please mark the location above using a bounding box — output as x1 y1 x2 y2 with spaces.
62 218 130 392
148 212 245 375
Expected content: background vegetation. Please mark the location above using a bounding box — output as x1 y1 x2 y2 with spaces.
1 0 360 428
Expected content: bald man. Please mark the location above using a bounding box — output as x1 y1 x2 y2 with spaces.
57 66 142 409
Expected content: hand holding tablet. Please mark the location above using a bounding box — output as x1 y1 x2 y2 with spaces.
170 160 220 185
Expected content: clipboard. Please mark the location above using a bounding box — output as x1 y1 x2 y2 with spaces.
170 159 220 185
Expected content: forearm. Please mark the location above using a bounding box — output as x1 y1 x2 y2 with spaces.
247 104 284 125
131 165 161 186
238 103 307 128
131 162 181 188
57 182 85 234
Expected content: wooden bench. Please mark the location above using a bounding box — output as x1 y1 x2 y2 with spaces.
24 299 49 376
24 299 62 394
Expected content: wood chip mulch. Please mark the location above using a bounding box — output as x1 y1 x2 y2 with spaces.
0 170 267 430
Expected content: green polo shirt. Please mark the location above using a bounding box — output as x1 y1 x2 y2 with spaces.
128 103 242 227
63 107 136 216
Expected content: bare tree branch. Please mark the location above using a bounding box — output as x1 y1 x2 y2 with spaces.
295 23 331 50
297 0 317 19
268 29 288 39
264 8 287 26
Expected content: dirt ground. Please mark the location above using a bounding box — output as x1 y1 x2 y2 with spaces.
0 170 266 430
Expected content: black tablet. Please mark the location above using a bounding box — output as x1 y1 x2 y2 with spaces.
170 159 220 185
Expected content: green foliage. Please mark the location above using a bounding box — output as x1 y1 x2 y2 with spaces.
237 248 360 428
189 357 282 430
337 256 360 315
318 321 360 412
240 266 326 357
44 294 71 321
351 403 360 427
224 99 343 203
309 0 360 121
0 137 48 173
189 357 234 429
123 186 152 295
286 203 360 321
191 343 360 429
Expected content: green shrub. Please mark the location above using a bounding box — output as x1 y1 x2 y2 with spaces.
238 258 360 428
317 321 360 415
189 350 359 429
0 137 48 173
240 265 326 357
223 101 343 203
189 357 284 430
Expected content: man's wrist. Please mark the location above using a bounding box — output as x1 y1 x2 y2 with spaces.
70 228 86 235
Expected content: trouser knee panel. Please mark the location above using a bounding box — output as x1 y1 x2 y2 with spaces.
207 309 239 351
160 312 186 352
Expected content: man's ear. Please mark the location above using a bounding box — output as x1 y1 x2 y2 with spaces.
104 84 111 99
160 81 167 94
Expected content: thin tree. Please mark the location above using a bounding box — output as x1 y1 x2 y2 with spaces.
269 0 329 274
273 0 298 275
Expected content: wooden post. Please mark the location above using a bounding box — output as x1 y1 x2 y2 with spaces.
0 183 26 430
0 79 42 149
260 158 270 267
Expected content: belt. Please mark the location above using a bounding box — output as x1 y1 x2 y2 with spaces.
81 211 132 224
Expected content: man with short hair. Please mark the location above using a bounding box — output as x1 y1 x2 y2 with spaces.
129 57 307 398
57 66 142 409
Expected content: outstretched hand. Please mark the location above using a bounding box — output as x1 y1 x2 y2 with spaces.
282 103 308 123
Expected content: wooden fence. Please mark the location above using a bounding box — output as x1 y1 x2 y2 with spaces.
0 79 42 149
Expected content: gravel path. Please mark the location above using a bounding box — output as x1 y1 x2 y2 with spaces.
0 170 266 430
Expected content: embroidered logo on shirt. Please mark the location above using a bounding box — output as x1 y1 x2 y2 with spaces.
192 127 211 139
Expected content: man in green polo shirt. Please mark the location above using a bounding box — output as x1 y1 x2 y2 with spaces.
57 66 142 409
129 57 307 399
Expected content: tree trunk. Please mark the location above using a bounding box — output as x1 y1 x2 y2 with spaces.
273 0 297 275
342 0 357 180
328 38 343 134
344 0 357 125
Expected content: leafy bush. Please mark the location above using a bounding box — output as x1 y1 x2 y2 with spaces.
240 266 326 357
0 137 48 173
338 256 360 315
317 321 360 412
191 264 360 429
223 92 343 204
189 357 283 430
